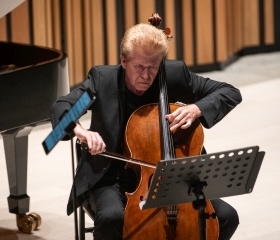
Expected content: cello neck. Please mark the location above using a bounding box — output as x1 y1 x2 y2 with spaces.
158 60 175 160
148 12 175 160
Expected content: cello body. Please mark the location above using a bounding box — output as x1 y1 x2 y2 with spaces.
123 103 219 240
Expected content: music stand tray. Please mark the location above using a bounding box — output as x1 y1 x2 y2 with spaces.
141 145 264 210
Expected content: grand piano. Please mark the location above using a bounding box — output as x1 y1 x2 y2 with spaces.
0 41 69 232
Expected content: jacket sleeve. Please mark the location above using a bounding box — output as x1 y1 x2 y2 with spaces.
187 69 242 129
49 68 97 135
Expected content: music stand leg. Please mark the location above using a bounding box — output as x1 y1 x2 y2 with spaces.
192 181 211 240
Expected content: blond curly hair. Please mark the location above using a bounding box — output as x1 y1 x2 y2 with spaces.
120 23 169 59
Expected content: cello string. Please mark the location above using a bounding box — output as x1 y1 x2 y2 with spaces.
159 59 175 160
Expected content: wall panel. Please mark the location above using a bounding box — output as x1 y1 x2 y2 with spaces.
83 0 94 72
64 0 85 86
137 0 155 24
0 0 278 87
264 0 274 44
124 0 136 28
51 0 62 50
181 0 194 65
32 0 49 46
215 0 228 62
227 0 244 56
243 0 259 47
164 0 176 60
0 17 7 41
195 0 214 64
105 0 118 65
10 1 30 43
90 0 105 67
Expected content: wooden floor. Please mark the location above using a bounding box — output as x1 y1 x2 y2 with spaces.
1 51 280 239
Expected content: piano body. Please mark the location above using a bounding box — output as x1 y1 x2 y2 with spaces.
0 41 69 232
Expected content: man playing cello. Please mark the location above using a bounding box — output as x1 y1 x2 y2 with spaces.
50 22 241 240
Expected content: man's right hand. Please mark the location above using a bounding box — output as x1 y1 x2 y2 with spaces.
73 123 106 155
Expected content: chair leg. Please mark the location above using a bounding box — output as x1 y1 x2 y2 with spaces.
79 206 85 240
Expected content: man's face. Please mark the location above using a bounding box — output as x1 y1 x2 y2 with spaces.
121 47 162 96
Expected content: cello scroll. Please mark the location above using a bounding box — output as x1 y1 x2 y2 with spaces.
148 13 173 40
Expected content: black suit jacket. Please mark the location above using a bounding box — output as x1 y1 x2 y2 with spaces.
50 60 242 215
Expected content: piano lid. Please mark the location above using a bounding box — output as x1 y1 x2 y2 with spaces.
0 41 69 132
0 0 25 18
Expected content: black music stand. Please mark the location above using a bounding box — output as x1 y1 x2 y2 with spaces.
140 146 265 240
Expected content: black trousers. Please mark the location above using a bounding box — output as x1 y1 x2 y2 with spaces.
88 182 239 240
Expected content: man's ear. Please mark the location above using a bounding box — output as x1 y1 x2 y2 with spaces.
120 56 126 69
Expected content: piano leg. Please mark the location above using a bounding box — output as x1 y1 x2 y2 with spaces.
1 126 42 233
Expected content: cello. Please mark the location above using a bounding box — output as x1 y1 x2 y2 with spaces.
121 13 219 240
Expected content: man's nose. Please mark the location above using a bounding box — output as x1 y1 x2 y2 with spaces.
141 68 149 79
